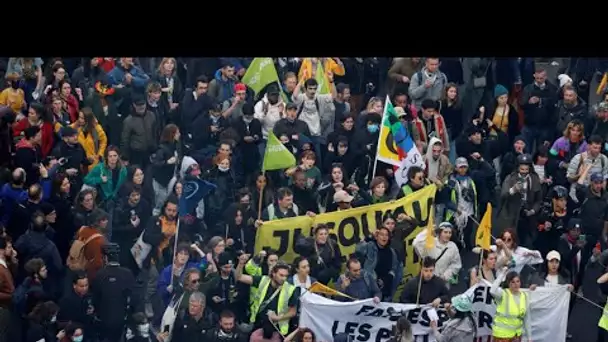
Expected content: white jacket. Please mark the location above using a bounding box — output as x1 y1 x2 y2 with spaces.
254 95 285 139
413 229 462 280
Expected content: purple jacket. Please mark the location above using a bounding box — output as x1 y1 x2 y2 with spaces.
550 137 587 161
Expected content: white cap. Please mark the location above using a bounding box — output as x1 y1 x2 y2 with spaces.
546 250 561 261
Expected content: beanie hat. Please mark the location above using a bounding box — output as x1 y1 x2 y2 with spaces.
494 84 509 98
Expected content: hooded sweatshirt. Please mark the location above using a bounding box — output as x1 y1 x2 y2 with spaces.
425 137 442 180
208 69 236 103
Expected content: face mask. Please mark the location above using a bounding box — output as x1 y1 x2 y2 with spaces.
604 142 608 151
367 124 379 133
243 117 253 124
72 336 84 342
11 82 20 90
50 315 57 323
218 166 229 172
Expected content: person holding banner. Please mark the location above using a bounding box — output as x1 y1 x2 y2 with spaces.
401 256 450 308
470 249 497 286
335 258 381 302
355 226 400 300
294 224 342 285
490 269 532 342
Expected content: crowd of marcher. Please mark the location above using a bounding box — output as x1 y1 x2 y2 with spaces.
1 57 608 342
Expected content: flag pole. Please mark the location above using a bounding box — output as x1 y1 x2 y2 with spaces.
371 95 391 180
415 259 423 307
258 171 266 220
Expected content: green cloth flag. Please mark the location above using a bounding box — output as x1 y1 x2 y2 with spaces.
263 131 296 171
241 58 288 102
315 62 330 94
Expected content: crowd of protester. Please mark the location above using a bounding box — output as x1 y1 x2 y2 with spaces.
1 57 608 342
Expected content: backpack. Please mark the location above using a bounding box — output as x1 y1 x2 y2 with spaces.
66 233 103 271
11 282 29 315
296 98 320 117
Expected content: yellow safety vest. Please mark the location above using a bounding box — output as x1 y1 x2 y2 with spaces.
492 289 527 339
249 276 296 335
245 259 263 304
598 301 608 331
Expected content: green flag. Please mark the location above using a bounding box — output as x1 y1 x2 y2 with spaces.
315 62 330 94
241 58 288 102
263 131 296 171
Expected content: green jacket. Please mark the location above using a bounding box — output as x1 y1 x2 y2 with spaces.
83 162 128 201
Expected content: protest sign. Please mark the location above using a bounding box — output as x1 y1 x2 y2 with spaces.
301 283 570 342
255 185 437 284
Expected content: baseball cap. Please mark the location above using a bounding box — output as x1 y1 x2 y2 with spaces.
217 252 234 267
599 102 608 111
455 157 469 168
591 172 604 183
286 103 298 111
567 218 582 231
60 126 77 137
546 250 561 261
333 190 354 203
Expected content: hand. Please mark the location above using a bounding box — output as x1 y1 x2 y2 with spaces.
101 173 108 183
544 221 552 230
212 296 224 303
524 209 535 217
512 182 523 192
529 284 537 291
340 274 351 288
495 238 504 248
431 298 441 308
327 72 334 83
167 284 173 293
472 119 480 126
131 216 141 228
170 102 179 110
226 238 234 246
347 184 359 192
424 79 433 88
57 330 66 340
243 136 254 143
372 296 380 304
167 156 177 165
157 332 169 342
544 177 553 185
479 106 486 117
486 118 494 128
397 213 410 222
38 164 48 179
75 87 83 97
211 125 220 132
291 134 299 141
430 320 438 330
529 96 539 104
567 284 574 292
471 152 481 159
86 306 94 315
238 253 251 264
401 75 410 83
232 96 242 106
115 84 125 89
366 143 373 150
124 73 133 84
561 162 569 169
386 168 394 177
306 211 316 217
44 84 53 94
268 311 280 322
254 219 263 228
327 143 335 152
593 245 601 256
66 168 78 176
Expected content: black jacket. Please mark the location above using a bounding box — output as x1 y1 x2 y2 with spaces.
400 275 449 305
57 289 95 331
520 82 558 127
273 118 311 139
575 185 608 236
205 327 247 342
92 264 137 327
150 142 178 187
172 311 215 342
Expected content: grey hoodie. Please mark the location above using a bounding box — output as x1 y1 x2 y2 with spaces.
433 317 477 342
408 68 448 107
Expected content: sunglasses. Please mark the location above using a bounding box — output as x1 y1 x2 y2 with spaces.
191 278 200 284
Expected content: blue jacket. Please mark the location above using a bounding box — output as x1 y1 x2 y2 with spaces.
0 177 52 225
178 176 216 218
209 69 236 103
355 240 399 280
107 65 149 90
157 260 207 308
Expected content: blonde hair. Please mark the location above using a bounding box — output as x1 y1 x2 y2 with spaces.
563 120 584 138
158 57 177 75
366 97 382 112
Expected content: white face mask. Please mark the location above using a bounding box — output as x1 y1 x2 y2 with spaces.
138 323 150 337
218 166 229 172
50 315 57 323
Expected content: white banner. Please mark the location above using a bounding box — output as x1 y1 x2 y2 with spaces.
301 283 570 342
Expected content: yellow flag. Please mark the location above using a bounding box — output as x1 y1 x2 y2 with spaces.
309 282 355 300
598 72 608 95
425 209 435 251
475 203 492 250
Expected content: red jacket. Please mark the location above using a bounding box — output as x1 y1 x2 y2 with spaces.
98 58 116 73
12 119 54 157
64 94 80 123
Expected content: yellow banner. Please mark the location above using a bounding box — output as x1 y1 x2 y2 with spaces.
254 185 436 287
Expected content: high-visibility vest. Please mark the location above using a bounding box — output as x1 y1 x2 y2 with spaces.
598 301 608 331
245 259 263 304
249 276 296 335
492 289 527 339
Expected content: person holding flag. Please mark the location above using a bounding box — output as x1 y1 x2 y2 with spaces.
413 221 462 289
177 156 217 239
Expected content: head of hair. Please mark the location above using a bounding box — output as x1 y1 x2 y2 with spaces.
503 271 520 288
71 270 88 284
28 183 43 201
336 83 349 94
28 301 59 323
219 310 236 321
294 328 316 342
81 107 97 130
421 99 439 111
176 242 191 255
301 150 316 161
393 316 413 341
25 258 45 277
502 227 519 249
195 75 209 87
292 256 308 273
407 166 423 181
271 262 290 275
184 268 201 283
189 291 206 304
64 322 83 337
304 78 318 88
29 102 45 119
422 256 436 268
346 257 360 270
589 134 603 145
24 126 40 140
160 124 179 143
104 145 120 163
207 236 224 253
147 81 162 94
276 187 293 201
370 176 388 192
